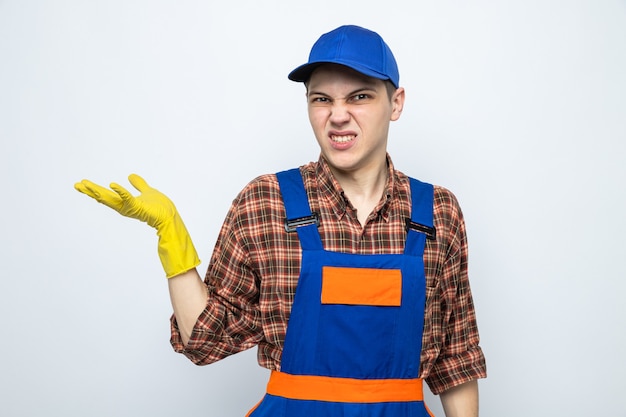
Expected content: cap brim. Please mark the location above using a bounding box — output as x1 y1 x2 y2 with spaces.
288 60 395 86
288 62 324 83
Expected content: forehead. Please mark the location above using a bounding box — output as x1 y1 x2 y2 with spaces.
307 64 384 91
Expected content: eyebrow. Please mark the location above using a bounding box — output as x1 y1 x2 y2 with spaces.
307 85 378 98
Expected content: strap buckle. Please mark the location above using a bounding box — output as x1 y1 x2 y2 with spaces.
285 212 320 232
405 218 437 240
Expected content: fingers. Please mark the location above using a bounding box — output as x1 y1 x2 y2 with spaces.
128 174 151 193
75 179 112 201
74 181 95 197
75 179 123 210
74 174 152 209
109 182 135 203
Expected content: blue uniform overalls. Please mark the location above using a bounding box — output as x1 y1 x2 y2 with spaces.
247 168 435 417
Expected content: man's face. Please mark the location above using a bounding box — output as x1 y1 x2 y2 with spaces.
306 64 404 178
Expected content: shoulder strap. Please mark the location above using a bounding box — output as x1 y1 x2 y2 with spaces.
276 168 323 250
405 178 435 256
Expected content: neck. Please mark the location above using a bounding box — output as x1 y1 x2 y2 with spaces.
330 158 388 225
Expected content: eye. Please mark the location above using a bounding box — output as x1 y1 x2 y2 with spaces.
309 96 330 104
350 93 371 102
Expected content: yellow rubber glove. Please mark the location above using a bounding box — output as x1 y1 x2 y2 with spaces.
74 174 201 278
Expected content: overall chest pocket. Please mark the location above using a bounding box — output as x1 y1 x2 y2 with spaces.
321 266 402 306
316 266 403 378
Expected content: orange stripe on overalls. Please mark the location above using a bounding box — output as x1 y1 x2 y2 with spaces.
267 371 424 403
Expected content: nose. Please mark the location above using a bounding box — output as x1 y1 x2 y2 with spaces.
329 101 350 125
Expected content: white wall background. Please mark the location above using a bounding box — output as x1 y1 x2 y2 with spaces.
1 1 625 416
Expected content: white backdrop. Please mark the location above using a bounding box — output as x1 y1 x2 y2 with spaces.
1 1 625 416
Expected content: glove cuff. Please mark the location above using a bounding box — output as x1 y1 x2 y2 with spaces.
156 214 201 278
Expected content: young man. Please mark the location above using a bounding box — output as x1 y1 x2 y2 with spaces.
75 25 486 417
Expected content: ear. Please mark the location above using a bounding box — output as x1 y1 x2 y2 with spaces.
390 87 405 121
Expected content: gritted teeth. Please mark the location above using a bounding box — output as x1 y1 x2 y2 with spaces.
330 135 355 143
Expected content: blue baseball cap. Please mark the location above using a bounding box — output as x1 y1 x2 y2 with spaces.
288 25 400 88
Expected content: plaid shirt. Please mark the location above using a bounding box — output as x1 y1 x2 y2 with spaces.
171 155 486 395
